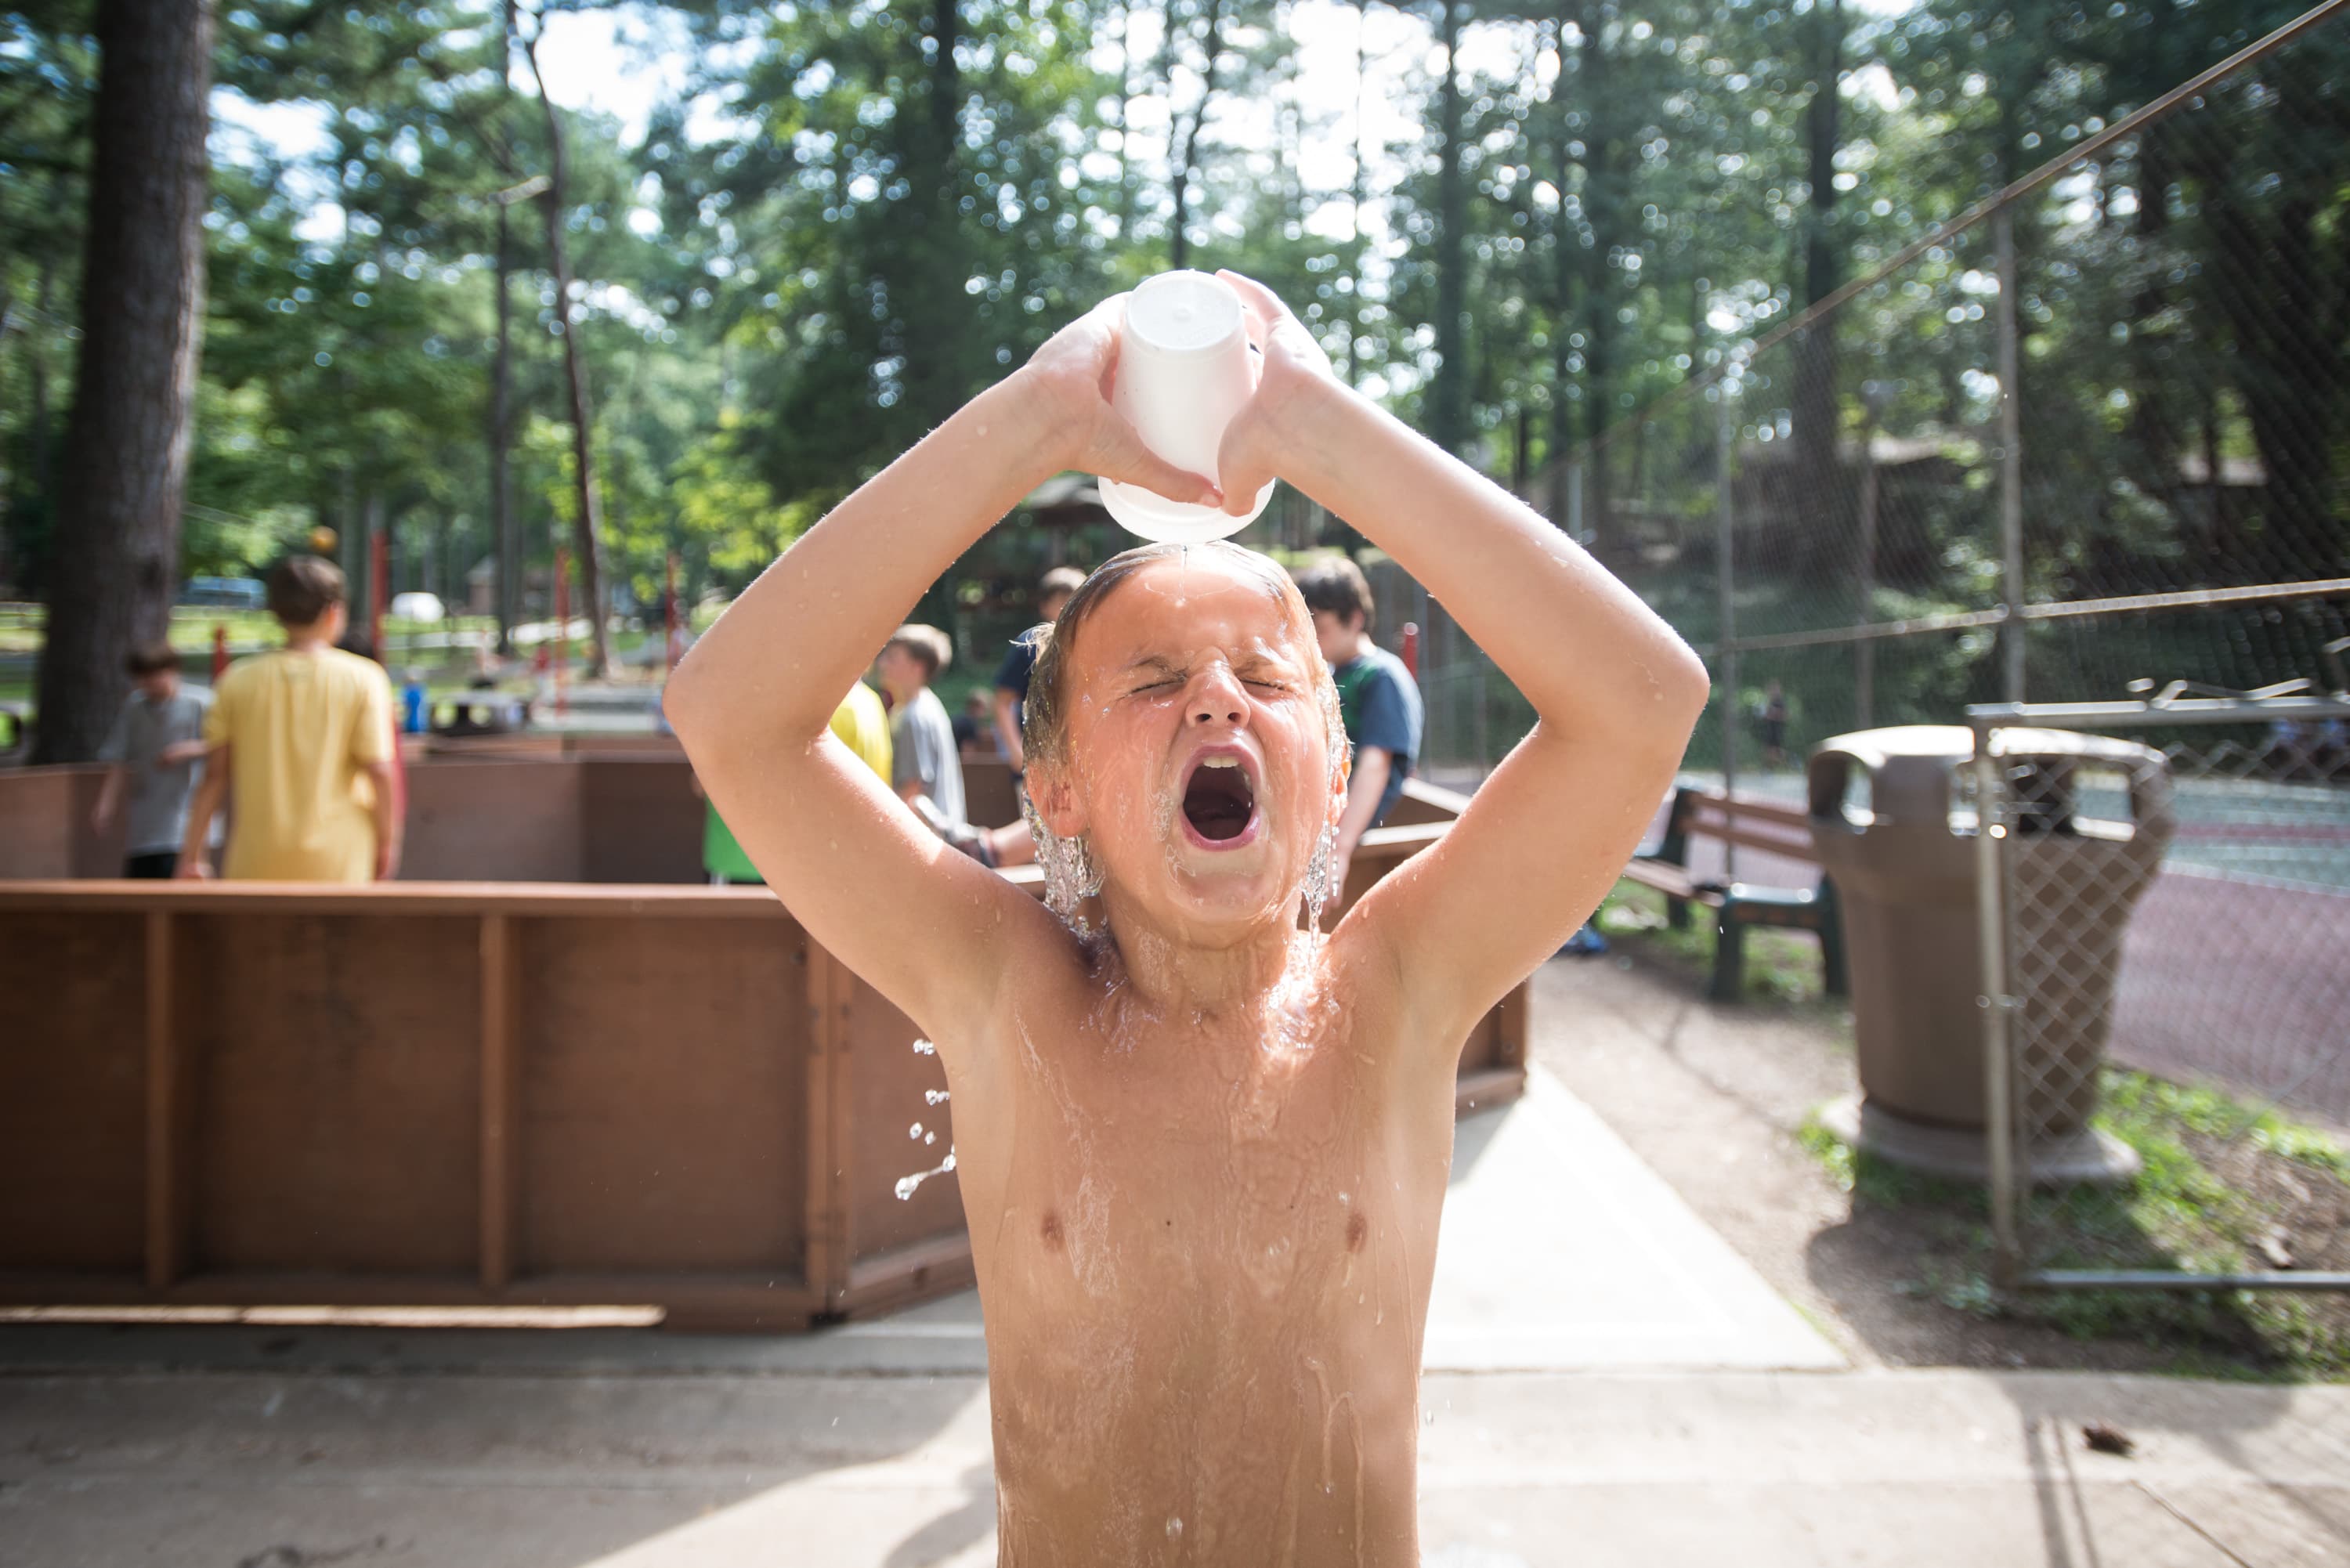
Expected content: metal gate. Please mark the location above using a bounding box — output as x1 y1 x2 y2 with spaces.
1971 694 2350 1295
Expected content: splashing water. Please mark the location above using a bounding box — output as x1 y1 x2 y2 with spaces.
911 1039 936 1057
1022 792 1102 934
924 1088 951 1105
894 1147 957 1201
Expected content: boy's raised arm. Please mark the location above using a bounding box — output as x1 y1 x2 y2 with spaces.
1215 274 1713 1039
662 302 1220 1035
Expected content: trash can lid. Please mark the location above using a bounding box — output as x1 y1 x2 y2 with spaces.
1809 726 1976 825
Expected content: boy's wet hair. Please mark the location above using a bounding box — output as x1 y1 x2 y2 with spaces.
1292 555 1375 631
887 623 953 681
266 555 346 627
1021 540 1325 774
125 642 181 677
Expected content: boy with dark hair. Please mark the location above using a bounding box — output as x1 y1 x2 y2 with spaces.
93 642 214 879
992 565 1086 782
1294 554 1424 894
179 555 400 883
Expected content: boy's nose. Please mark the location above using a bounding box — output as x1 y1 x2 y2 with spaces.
1188 667 1246 728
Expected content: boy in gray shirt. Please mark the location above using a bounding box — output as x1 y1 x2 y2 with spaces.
93 642 215 878
877 623 967 830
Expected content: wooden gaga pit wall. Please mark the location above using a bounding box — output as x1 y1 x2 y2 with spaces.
0 767 1525 1331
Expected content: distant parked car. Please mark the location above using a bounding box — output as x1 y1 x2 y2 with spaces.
180 576 267 610
389 591 446 622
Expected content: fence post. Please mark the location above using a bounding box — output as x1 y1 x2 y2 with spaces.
1974 733 2020 1289
1716 385 1739 879
1995 209 2026 705
1565 461 1584 545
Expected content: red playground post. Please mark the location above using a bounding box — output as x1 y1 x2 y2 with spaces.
211 624 230 681
1401 622 1420 679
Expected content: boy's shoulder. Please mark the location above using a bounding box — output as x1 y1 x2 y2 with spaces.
1339 643 1412 690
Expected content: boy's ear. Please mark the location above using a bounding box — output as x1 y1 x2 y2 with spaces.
1027 765 1089 839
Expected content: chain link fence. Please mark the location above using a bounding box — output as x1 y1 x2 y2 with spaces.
1386 5 2350 1306
1410 2 2350 805
1971 699 2350 1295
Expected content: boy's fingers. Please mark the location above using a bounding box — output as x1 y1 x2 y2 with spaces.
1217 269 1292 325
1097 411 1223 508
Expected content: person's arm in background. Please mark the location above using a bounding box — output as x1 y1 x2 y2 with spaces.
175 749 227 878
90 701 130 836
990 638 1032 775
992 685 1025 774
368 761 402 880
354 667 401 880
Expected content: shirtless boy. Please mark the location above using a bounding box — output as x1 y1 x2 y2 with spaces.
665 273 1709 1564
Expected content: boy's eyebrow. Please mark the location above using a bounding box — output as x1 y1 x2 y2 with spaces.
1123 655 1185 677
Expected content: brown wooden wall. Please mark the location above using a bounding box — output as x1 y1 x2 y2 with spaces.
0 786 1524 1331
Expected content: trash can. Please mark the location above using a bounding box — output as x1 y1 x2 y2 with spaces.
1807 725 2171 1183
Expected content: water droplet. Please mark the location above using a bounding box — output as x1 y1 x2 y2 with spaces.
909 1122 924 1140
911 1039 937 1056
924 1132 936 1145
1166 1516 1183 1540
924 1088 950 1105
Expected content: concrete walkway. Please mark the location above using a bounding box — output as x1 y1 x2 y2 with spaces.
2 1359 2342 1566
4 1073 2341 1564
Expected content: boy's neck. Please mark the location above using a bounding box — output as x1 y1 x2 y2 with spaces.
283 622 335 652
1097 898 1304 1015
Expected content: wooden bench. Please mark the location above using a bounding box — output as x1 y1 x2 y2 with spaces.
1620 786 1849 1003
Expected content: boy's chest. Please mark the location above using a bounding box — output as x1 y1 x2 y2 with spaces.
971 1012 1439 1310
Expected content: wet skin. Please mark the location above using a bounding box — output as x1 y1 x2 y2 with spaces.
935 557 1468 1565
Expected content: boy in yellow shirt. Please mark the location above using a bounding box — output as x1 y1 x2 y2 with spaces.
179 556 400 882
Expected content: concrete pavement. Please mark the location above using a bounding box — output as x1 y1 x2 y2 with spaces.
2 1071 2341 1565
2 1359 2343 1566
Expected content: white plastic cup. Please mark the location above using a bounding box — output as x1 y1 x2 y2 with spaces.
1097 271 1276 544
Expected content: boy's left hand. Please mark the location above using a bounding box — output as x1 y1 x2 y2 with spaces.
1213 270 1344 517
1018 296 1224 508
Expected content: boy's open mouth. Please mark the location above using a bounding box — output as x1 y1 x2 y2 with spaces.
1180 752 1259 846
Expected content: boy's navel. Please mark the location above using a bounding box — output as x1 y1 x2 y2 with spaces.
1344 1212 1368 1252
1039 1209 1065 1251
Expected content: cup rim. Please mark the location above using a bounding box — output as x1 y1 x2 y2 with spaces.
1100 475 1276 536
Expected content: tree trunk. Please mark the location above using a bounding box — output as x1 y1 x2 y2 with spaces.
1347 0 1372 387
1428 0 1468 455
490 200 519 652
34 0 215 762
1170 0 1241 270
900 0 967 429
522 27 613 678
1168 0 1227 271
1792 0 1846 573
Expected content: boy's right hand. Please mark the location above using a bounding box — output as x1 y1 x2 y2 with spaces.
1016 296 1224 508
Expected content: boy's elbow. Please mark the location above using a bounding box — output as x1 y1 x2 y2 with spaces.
1661 642 1713 727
